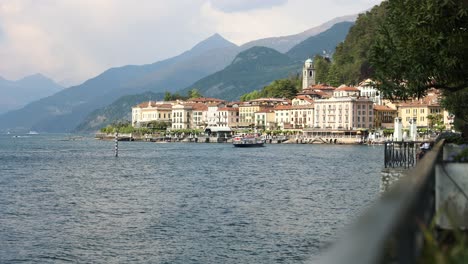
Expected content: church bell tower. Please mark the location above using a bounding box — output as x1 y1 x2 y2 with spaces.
302 58 315 90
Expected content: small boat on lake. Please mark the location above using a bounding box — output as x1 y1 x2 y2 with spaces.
232 134 265 147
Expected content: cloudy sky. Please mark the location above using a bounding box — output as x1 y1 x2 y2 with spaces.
0 0 382 86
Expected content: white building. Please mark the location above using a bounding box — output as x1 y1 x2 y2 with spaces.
291 96 315 129
357 79 382 105
314 97 374 129
274 105 292 130
171 103 193 129
333 85 360 98
131 101 172 127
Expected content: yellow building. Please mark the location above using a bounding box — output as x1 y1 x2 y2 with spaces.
373 105 397 128
397 91 445 128
132 101 172 127
254 109 276 130
239 98 286 128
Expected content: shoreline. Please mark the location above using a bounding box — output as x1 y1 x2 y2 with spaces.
95 133 371 145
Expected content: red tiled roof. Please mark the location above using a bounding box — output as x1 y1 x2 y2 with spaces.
274 105 291 110
187 97 226 103
308 84 336 90
187 103 208 111
135 101 172 109
294 95 315 104
250 97 286 102
218 107 238 111
335 85 360 91
373 105 397 111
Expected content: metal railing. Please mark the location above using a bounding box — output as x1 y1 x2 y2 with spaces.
384 141 422 168
313 139 444 264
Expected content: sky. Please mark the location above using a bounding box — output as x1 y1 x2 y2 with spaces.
0 0 382 86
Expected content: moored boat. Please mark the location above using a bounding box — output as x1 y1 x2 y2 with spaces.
232 134 265 147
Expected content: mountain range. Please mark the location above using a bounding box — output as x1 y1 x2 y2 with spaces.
0 74 63 114
0 14 357 133
76 22 354 132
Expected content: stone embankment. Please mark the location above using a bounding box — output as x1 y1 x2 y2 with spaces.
95 133 367 145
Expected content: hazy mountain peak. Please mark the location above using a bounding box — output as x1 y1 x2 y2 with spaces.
0 73 64 115
19 73 50 82
189 33 237 54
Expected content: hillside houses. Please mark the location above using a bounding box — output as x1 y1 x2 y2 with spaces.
131 59 453 135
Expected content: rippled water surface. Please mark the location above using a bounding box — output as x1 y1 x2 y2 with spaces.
0 134 384 263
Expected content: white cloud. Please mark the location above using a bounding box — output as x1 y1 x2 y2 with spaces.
0 0 382 86
208 0 288 13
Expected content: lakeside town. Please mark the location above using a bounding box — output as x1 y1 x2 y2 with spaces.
98 58 453 144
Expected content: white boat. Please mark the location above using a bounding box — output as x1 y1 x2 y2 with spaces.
28 131 39 135
232 134 265 147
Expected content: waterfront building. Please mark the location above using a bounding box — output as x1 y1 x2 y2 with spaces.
396 90 449 129
188 103 208 130
239 102 263 128
373 105 397 128
274 104 292 130
218 107 239 129
238 98 286 128
171 103 193 129
313 96 374 130
302 58 316 89
290 96 314 129
254 109 276 130
131 101 172 127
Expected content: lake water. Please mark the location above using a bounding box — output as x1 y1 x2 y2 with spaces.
0 134 383 263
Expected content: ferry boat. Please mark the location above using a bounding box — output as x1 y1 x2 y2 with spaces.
232 134 265 147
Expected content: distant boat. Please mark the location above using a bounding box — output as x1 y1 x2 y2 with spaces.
232 134 265 147
28 131 39 135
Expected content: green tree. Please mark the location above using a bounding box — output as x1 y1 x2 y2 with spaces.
326 64 341 87
239 75 301 101
164 91 172 101
330 3 387 85
240 90 261 101
188 88 203 99
314 55 331 84
262 78 299 99
370 0 468 134
427 114 446 133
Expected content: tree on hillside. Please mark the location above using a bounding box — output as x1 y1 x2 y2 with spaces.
163 91 188 101
164 91 172 101
370 0 468 128
314 55 331 84
330 3 387 85
262 78 299 99
240 90 261 101
188 88 203 99
239 75 301 101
